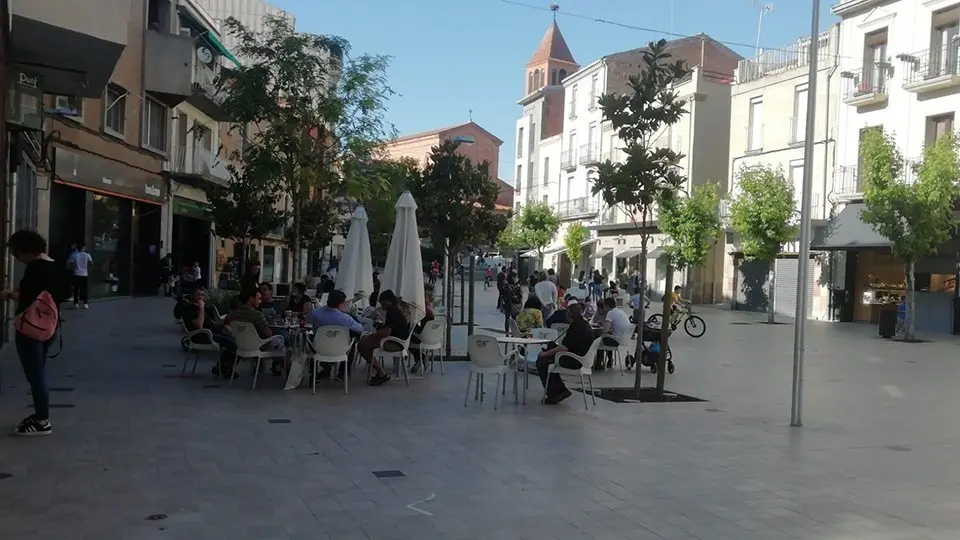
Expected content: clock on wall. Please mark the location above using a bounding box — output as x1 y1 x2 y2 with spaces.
196 47 213 64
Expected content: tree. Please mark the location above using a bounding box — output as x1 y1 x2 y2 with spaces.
657 182 721 392
497 216 526 250
285 197 344 265
592 39 691 396
219 15 394 281
860 129 959 341
563 223 589 268
410 140 509 357
354 158 421 263
728 165 797 324
207 163 285 274
517 201 561 263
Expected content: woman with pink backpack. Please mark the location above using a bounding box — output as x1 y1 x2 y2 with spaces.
1 230 68 436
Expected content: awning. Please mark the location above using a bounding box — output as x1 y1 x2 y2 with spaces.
204 32 241 67
580 238 599 247
616 248 643 259
647 247 666 258
811 202 892 250
520 245 565 258
594 248 613 258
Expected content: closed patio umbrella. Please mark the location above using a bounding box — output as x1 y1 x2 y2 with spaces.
380 191 425 323
335 206 375 305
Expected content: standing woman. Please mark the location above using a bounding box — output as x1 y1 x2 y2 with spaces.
2 230 68 436
241 261 261 292
501 271 523 334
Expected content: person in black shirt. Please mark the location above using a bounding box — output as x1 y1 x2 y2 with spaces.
536 302 596 404
495 267 507 311
356 289 409 386
545 294 577 327
240 261 261 293
1 230 68 436
501 272 523 334
286 282 313 317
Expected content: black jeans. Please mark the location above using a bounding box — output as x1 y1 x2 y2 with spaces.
536 353 582 396
596 335 620 369
71 275 89 304
16 331 56 420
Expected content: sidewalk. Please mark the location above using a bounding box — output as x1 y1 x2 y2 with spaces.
2 297 960 539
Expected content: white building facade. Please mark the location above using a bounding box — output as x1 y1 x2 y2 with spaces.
722 25 841 321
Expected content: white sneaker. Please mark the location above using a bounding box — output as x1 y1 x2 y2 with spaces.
83 303 89 309
73 303 79 309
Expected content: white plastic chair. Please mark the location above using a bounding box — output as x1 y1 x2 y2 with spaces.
597 331 629 375
508 317 524 338
372 332 414 386
464 335 518 410
521 327 558 405
178 319 219 376
550 322 570 337
410 320 446 374
546 336 604 410
305 326 352 394
229 321 287 390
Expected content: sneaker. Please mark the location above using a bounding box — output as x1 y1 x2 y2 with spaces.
73 303 79 309
83 303 89 309
14 416 52 437
368 373 391 386
544 389 573 405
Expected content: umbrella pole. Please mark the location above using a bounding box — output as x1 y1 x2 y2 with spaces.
443 238 452 360
468 254 476 335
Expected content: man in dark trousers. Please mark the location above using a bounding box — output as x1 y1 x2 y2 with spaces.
496 265 507 311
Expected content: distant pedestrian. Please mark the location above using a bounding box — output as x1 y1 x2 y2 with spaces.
67 243 92 309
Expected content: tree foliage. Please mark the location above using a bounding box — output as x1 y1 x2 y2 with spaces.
593 39 691 395
516 201 561 258
860 129 959 341
410 140 508 256
497 216 526 249
729 165 797 261
207 164 285 251
350 158 422 261
218 15 394 280
658 183 721 269
563 223 589 266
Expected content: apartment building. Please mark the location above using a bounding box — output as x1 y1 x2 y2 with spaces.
514 23 739 302
196 0 293 62
723 25 840 321
816 0 960 333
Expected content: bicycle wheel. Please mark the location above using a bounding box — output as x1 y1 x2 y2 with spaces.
647 313 664 326
684 315 706 338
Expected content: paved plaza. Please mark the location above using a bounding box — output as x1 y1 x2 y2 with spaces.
3 291 960 539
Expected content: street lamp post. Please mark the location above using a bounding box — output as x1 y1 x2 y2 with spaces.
791 0 821 427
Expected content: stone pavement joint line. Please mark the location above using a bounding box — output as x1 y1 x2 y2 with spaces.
0 296 960 539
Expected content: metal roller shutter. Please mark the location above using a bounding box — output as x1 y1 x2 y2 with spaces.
736 259 770 312
774 258 815 319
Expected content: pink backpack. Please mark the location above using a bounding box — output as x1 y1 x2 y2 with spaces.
14 291 59 341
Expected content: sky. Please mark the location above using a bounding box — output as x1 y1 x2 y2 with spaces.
270 0 839 182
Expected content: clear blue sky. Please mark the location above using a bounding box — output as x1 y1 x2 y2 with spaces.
271 0 838 181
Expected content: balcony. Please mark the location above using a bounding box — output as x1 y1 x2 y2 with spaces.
901 45 960 94
555 197 599 220
560 150 577 171
603 148 626 164
841 66 890 107
166 145 232 187
143 30 195 107
187 62 232 121
719 199 731 227
579 144 600 166
832 166 861 198
10 0 131 97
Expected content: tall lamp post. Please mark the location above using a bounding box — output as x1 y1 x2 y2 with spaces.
791 0 821 427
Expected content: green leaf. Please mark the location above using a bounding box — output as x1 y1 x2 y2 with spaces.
659 182 722 269
563 223 589 265
728 165 797 262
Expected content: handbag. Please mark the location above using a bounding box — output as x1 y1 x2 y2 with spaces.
13 291 59 342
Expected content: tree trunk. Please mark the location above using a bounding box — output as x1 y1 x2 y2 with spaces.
291 196 302 283
631 208 651 398
656 264 674 395
767 262 777 324
904 260 916 342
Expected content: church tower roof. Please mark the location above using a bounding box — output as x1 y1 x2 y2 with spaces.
527 21 576 66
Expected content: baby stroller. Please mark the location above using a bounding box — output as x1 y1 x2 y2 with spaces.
624 323 674 374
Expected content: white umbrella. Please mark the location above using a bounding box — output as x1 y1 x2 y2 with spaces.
381 191 426 323
335 206 374 304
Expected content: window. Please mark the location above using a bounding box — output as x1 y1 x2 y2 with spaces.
589 74 599 109
142 97 168 152
542 195 548 204
104 84 126 136
587 122 597 149
529 122 536 155
863 30 888 92
559 69 567 81
569 85 578 118
516 164 522 184
747 97 763 151
527 72 534 94
542 156 550 185
53 95 83 120
517 127 524 157
926 113 954 146
930 7 959 77
793 85 808 144
515 202 521 214
565 175 574 200
551 70 558 85
789 161 805 211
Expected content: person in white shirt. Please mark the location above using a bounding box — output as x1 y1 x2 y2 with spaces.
533 273 558 320
67 243 92 309
598 297 631 370
191 262 202 288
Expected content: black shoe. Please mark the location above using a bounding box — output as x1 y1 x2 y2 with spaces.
368 373 391 386
14 415 52 437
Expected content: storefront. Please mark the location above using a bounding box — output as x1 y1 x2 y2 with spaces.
170 195 212 287
49 147 163 298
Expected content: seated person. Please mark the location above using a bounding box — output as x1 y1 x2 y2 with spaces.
286 282 313 318
360 291 381 322
181 287 238 379
227 288 287 352
308 289 364 382
321 275 336 294
545 294 576 327
410 292 436 374
597 297 631 370
515 296 545 336
536 302 596 404
356 290 409 386
257 282 284 320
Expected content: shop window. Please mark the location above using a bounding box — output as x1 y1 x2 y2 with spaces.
104 84 127 136
142 97 169 152
262 246 276 282
53 95 83 121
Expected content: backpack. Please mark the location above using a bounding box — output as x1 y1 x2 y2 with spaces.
13 290 59 342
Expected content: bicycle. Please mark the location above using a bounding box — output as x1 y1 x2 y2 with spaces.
647 303 706 338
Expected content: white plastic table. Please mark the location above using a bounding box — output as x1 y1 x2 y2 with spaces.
496 336 554 404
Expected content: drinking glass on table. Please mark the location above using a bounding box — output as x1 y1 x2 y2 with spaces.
284 310 293 326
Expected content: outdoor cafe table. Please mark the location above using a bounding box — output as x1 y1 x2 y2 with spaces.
496 335 554 405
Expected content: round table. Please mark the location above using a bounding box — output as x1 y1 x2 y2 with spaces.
496 336 554 404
